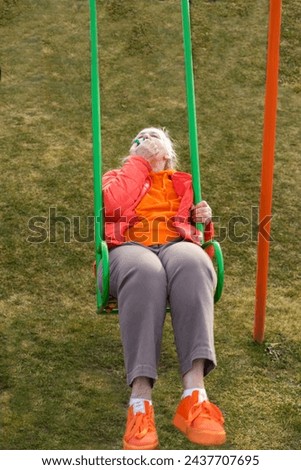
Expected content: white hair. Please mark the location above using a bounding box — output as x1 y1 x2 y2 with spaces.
125 127 178 169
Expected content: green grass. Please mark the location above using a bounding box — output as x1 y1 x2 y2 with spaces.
0 0 300 450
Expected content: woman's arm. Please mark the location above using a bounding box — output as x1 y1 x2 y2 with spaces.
103 137 170 216
103 156 151 216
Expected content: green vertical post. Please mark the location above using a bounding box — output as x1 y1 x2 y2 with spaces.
181 0 203 235
89 0 102 308
181 0 224 303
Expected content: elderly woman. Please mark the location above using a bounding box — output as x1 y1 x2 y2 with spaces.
98 127 226 450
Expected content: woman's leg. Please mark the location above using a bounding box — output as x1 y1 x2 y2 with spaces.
159 242 227 447
98 243 168 387
158 241 217 379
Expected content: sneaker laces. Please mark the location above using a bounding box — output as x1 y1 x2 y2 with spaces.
125 411 155 441
186 401 225 427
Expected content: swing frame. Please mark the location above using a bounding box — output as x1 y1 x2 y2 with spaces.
89 0 224 313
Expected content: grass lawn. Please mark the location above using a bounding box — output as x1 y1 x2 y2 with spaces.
0 0 300 450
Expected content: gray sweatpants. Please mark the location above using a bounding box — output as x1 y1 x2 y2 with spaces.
98 240 217 386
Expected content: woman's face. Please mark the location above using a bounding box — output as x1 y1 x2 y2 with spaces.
129 127 176 170
133 128 164 146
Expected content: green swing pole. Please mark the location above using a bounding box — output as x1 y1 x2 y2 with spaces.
89 0 109 311
181 0 224 302
181 0 203 232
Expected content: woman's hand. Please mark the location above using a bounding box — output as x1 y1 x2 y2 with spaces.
130 138 165 159
129 137 170 172
191 200 212 225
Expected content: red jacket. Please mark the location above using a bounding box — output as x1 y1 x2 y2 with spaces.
103 156 214 257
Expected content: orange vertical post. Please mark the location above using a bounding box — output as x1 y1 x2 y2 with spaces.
254 0 282 343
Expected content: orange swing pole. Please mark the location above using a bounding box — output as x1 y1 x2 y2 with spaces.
253 0 282 343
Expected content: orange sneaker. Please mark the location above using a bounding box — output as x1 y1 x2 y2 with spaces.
173 391 226 446
123 401 159 450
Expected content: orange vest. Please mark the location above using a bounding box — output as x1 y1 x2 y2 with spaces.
124 170 181 246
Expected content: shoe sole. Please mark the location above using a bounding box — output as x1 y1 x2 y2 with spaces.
123 439 159 450
173 414 226 446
